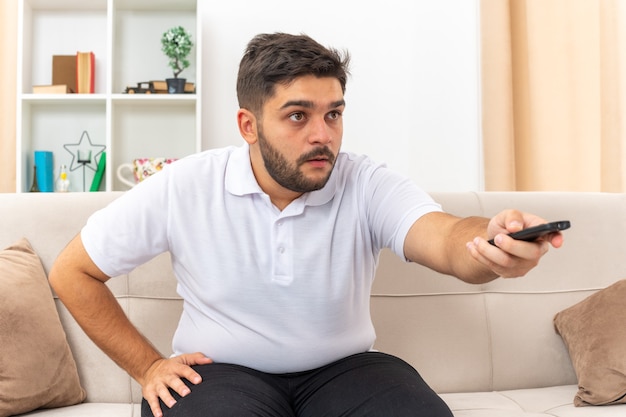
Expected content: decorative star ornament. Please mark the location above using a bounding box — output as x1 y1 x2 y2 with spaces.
63 131 106 172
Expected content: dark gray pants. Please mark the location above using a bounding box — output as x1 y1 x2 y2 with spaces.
141 352 453 417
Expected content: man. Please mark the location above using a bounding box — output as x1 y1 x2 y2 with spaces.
50 33 563 417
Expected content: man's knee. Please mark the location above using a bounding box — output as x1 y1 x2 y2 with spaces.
141 363 293 417
295 352 453 417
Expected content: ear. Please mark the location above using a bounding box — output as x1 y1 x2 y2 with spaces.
237 108 258 145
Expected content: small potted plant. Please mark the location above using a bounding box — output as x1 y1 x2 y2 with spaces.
161 26 193 94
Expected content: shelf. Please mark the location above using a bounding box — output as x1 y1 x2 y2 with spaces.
111 94 197 103
16 0 201 192
20 2 108 94
112 9 197 94
19 100 107 193
20 94 197 104
21 94 108 104
115 0 196 12
23 0 107 11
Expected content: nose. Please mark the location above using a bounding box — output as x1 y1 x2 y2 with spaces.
308 116 333 145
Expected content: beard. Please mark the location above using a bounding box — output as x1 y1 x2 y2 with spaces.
257 127 336 193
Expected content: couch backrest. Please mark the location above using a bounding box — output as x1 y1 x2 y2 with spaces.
2 191 624 401
0 192 148 403
372 191 626 393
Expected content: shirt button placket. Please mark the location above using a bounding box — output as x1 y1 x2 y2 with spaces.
273 219 292 284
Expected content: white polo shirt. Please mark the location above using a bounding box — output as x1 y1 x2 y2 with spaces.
82 144 441 373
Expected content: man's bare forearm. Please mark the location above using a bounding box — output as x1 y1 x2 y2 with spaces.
404 212 498 284
444 215 499 283
49 235 163 384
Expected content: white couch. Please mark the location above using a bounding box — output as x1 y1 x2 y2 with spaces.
2 191 625 416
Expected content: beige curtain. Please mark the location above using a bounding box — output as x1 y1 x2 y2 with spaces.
0 0 17 193
481 0 626 191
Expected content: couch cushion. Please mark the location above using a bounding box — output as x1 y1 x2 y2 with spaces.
554 279 626 406
0 239 86 417
18 403 137 417
441 385 626 416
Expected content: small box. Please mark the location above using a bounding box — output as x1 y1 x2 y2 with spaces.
52 55 76 93
33 84 71 94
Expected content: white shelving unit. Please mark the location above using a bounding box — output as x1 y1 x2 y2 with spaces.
16 0 201 192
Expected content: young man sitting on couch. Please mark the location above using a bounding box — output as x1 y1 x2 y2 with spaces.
50 32 564 417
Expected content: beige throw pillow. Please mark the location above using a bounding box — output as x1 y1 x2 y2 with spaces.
554 279 626 406
0 238 86 417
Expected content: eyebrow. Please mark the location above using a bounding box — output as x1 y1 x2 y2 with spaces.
280 99 346 110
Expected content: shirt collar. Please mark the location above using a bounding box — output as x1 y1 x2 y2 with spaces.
225 143 264 197
225 143 337 207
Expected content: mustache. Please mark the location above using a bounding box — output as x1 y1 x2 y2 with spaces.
297 146 336 165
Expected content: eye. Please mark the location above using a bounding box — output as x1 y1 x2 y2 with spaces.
289 112 305 122
327 110 342 120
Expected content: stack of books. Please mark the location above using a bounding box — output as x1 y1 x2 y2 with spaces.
151 80 195 94
33 51 95 94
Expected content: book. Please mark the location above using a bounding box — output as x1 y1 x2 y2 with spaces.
34 150 54 192
33 84 71 94
89 152 106 191
52 55 76 93
76 51 95 94
150 80 195 94
151 80 167 92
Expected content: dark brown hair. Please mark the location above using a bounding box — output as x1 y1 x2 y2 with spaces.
236 33 351 115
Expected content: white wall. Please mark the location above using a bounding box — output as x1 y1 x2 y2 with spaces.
200 0 482 191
